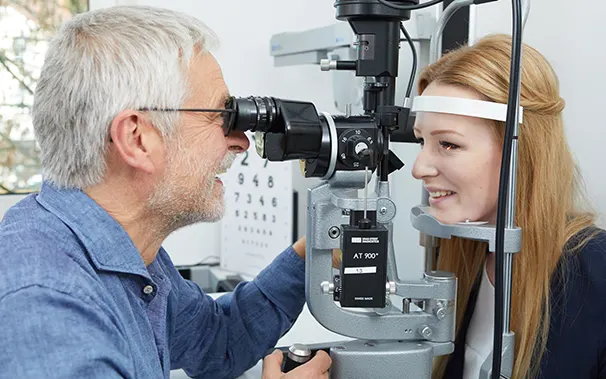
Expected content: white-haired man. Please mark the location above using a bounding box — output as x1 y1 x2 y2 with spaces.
0 6 330 379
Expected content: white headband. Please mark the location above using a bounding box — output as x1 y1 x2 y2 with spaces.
411 96 524 124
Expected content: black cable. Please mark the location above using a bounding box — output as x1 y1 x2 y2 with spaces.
377 0 446 11
492 0 523 377
399 22 417 99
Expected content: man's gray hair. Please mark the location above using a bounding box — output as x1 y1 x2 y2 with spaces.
32 6 218 189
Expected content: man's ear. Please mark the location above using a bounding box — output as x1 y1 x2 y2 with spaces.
108 110 163 174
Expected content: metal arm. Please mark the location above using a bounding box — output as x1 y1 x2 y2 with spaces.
430 0 531 63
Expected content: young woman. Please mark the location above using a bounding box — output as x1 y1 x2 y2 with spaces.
412 34 606 378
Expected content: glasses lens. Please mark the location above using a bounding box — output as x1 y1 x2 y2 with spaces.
222 96 236 136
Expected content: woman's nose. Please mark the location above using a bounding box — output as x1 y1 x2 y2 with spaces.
411 147 439 180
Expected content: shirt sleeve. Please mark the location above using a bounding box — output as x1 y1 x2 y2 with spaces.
0 285 134 379
168 246 306 379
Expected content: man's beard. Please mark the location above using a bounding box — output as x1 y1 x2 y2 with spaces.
146 146 237 235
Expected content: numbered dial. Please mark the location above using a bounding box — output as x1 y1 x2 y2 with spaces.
337 129 376 169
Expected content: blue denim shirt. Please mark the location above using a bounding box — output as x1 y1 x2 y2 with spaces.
0 182 306 379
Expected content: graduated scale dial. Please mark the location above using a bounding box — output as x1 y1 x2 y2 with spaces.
338 128 377 169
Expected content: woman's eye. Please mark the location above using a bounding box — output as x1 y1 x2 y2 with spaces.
440 141 460 150
416 137 424 146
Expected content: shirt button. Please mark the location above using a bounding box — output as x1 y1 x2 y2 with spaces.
143 285 154 295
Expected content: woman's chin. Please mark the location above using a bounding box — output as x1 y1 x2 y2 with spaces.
428 208 455 224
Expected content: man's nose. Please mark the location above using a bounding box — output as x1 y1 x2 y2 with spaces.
226 130 250 153
411 147 438 180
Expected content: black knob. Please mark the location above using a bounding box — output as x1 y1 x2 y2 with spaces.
346 135 370 161
358 218 372 229
283 343 312 372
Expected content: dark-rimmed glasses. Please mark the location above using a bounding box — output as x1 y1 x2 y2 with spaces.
138 107 236 136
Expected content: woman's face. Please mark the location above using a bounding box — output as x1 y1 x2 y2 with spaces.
411 82 503 225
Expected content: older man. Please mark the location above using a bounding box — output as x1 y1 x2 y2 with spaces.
0 5 330 379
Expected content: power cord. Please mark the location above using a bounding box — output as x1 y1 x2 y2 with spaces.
399 22 418 100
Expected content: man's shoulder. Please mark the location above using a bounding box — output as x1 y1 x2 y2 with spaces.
0 194 99 301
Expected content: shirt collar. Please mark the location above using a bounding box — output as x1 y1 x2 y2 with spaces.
36 181 151 280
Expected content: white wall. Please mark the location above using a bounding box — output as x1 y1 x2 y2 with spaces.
93 0 430 276
87 0 606 274
472 0 606 227
89 0 352 267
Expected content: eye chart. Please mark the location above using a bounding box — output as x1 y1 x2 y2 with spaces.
220 133 294 277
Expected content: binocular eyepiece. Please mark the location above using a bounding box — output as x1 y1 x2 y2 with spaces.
224 96 388 179
223 96 281 136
